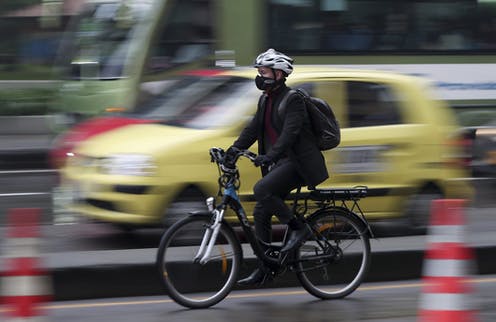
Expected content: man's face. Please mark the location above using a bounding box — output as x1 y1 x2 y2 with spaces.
257 67 282 80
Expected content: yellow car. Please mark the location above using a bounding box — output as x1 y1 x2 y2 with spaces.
58 67 472 231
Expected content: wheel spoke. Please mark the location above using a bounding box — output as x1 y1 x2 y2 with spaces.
156 215 241 308
296 209 371 300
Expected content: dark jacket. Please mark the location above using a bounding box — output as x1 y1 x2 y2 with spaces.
233 84 329 187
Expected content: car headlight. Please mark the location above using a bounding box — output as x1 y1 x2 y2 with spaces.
101 154 156 176
66 153 91 168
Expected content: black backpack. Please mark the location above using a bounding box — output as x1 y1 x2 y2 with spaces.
278 88 341 151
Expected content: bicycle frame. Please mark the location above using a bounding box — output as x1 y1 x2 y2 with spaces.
197 147 372 271
194 181 283 269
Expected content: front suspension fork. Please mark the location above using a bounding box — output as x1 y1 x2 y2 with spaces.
194 197 225 265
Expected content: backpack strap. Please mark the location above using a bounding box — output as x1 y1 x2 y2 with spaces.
258 93 268 109
294 88 311 99
278 88 311 116
276 88 313 127
276 89 297 124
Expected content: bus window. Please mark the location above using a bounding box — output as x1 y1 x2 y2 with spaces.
54 0 216 121
58 1 153 80
143 0 214 76
267 0 496 53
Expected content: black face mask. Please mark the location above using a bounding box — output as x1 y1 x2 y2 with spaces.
255 75 276 91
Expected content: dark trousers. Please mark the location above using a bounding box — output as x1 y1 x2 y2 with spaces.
252 159 305 244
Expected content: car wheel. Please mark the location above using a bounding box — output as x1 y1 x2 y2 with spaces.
403 187 443 234
162 187 206 228
114 223 137 233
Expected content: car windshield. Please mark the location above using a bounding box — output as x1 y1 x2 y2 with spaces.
58 1 153 79
132 76 255 129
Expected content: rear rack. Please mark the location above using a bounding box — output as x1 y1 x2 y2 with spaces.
290 186 368 215
292 185 372 238
309 186 368 201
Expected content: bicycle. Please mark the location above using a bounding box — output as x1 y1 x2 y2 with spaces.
156 147 373 309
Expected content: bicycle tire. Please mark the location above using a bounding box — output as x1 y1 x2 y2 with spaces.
156 214 242 308
295 207 371 299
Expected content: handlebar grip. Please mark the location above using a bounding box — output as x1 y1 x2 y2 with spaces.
243 150 257 161
209 147 257 165
209 147 225 163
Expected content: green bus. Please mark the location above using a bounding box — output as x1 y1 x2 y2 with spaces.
54 0 496 125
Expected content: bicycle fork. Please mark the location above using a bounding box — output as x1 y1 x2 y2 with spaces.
194 197 225 265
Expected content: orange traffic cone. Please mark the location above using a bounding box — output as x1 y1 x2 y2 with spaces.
1 208 52 321
417 199 477 322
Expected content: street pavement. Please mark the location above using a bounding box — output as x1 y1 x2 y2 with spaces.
43 277 496 322
1 206 495 301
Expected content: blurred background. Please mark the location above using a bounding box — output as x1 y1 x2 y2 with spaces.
1 1 496 320
1 0 496 166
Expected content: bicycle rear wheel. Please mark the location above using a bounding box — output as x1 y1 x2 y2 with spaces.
156 214 242 308
295 208 371 299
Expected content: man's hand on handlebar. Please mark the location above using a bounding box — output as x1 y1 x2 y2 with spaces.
223 146 239 169
209 147 258 169
253 154 273 167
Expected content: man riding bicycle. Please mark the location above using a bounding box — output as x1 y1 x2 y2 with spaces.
225 48 329 285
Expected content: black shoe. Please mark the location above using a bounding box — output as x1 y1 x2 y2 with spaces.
281 226 311 253
237 268 267 286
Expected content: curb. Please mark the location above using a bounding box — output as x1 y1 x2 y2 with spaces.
51 245 496 301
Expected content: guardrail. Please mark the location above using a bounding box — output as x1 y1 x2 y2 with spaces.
0 115 56 152
0 115 57 169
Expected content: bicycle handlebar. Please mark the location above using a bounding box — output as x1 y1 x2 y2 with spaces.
209 147 257 171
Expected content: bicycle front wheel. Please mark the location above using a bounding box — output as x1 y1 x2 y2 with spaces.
296 208 371 299
156 214 242 308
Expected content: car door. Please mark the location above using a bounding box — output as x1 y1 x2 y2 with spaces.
319 79 422 219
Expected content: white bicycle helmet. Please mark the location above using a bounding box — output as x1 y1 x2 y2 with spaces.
253 48 294 76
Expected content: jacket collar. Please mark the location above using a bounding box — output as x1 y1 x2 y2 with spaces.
265 82 287 98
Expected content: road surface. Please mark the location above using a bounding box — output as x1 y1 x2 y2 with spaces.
20 276 496 322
